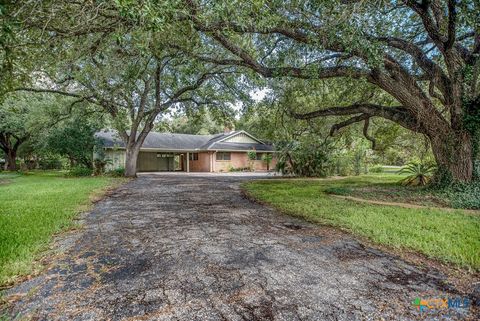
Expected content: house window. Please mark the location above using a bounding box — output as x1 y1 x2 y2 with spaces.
157 153 172 158
189 153 199 161
216 152 231 161
255 153 263 160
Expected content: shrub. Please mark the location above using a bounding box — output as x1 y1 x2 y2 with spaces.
441 182 480 209
262 153 273 170
247 151 257 160
228 166 250 172
106 167 125 177
398 162 436 186
334 160 353 176
38 158 63 170
275 141 332 177
247 150 256 171
93 158 112 176
369 165 384 173
66 166 93 177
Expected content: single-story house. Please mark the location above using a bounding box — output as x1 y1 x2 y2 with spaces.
95 130 276 172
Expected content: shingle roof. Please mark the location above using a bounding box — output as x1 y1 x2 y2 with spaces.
95 130 274 152
210 142 274 151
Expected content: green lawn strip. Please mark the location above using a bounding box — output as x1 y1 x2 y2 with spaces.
0 171 125 286
243 176 480 270
324 174 475 209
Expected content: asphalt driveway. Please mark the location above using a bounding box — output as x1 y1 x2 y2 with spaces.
4 174 476 320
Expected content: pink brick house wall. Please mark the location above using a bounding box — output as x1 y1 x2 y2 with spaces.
195 152 276 172
189 152 213 172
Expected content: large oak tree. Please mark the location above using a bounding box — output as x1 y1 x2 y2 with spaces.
178 0 479 182
16 1 239 177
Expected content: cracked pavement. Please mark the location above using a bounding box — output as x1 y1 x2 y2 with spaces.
3 174 477 320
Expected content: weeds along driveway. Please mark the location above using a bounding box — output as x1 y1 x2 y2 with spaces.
4 174 475 320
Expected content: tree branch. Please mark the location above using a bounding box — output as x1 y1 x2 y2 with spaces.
446 0 457 50
405 0 447 49
362 117 376 150
329 113 369 136
15 87 86 99
375 36 449 94
209 31 369 79
292 103 423 133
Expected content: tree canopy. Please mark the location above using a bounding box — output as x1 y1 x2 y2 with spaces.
2 0 479 181
172 0 479 182
13 1 250 176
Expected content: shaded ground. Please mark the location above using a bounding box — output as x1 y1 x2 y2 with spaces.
2 174 477 320
325 184 450 208
330 194 480 215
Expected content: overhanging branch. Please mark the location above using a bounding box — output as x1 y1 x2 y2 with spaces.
328 113 377 150
329 114 369 136
291 103 423 133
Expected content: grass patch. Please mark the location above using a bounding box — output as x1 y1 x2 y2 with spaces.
0 171 126 286
243 174 480 270
324 173 480 210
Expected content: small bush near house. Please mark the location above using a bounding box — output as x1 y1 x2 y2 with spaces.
247 151 256 171
106 167 125 177
247 151 257 160
93 158 112 176
262 153 273 170
228 166 251 172
66 166 93 177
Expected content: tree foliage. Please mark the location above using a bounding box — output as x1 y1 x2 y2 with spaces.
0 92 73 170
155 108 230 135
42 111 103 168
169 0 480 182
14 1 250 176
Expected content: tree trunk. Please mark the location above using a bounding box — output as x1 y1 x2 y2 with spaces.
429 131 473 183
124 144 141 177
5 149 17 171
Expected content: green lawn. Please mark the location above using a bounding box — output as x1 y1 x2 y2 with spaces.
0 171 125 286
243 174 480 270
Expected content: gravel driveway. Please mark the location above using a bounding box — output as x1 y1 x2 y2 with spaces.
4 174 476 320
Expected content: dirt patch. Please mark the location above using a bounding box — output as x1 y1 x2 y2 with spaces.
0 179 12 185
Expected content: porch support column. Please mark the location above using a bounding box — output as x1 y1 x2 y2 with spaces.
212 152 215 172
209 152 213 172
186 152 190 173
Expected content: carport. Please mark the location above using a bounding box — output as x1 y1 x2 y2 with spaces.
136 151 192 172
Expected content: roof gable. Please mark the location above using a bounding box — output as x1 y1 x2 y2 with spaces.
220 131 263 144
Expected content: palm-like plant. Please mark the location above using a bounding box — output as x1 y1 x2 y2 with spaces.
398 162 436 186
